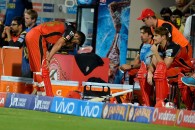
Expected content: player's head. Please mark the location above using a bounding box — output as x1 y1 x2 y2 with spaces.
153 26 171 44
72 31 86 47
160 7 172 21
137 8 155 20
140 26 153 43
10 16 25 33
137 8 156 27
24 9 38 27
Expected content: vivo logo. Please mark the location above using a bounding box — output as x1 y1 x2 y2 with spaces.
55 99 75 114
80 104 100 117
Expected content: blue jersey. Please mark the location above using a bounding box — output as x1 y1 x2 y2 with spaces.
4 0 32 26
140 43 153 65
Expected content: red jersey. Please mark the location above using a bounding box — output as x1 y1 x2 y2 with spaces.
34 21 66 44
158 41 193 73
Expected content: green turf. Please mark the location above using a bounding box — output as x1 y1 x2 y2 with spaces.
0 107 193 130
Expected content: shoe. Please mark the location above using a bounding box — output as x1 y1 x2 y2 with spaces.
181 76 195 87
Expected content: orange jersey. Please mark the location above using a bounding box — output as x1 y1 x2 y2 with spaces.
151 19 189 47
34 21 66 44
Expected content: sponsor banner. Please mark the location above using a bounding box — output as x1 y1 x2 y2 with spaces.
176 110 195 128
78 101 104 118
50 97 80 115
0 92 7 107
5 93 34 109
0 1 6 9
43 3 54 12
102 103 129 121
127 106 154 123
152 107 177 126
32 2 42 12
29 95 53 112
67 6 77 14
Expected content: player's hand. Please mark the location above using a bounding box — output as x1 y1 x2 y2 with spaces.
119 64 131 71
147 71 153 85
4 26 11 34
151 44 159 54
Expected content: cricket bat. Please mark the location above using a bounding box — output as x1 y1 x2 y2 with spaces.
89 89 133 102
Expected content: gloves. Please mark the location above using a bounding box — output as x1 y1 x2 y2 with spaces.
63 22 76 41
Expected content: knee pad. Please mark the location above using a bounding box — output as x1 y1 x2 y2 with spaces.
42 62 53 97
137 62 152 106
154 62 169 103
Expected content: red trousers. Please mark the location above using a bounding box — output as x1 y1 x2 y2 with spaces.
26 28 48 75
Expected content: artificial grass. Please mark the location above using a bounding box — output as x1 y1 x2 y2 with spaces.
0 107 193 130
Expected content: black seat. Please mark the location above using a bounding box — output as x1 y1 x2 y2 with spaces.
82 85 110 100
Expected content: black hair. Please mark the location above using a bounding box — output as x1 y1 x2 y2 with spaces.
140 25 153 36
172 9 183 18
160 7 172 16
76 31 86 47
12 16 25 30
154 26 171 41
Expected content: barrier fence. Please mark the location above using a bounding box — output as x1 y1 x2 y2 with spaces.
0 92 194 129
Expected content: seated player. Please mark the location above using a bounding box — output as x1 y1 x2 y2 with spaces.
119 26 153 104
137 26 194 109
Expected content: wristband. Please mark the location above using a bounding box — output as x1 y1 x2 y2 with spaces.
62 37 67 41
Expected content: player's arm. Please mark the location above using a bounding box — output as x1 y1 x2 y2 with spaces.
151 44 164 63
46 24 75 62
132 54 141 68
163 57 174 68
163 43 180 68
3 26 11 41
147 62 155 85
120 54 140 71
46 37 66 62
181 0 195 13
